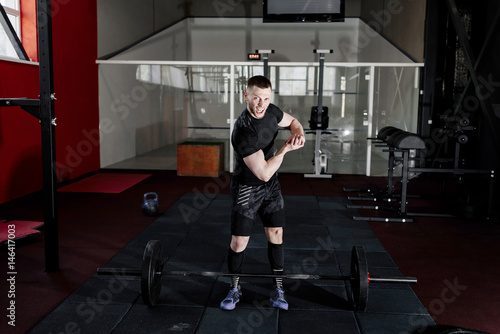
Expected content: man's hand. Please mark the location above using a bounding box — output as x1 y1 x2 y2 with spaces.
284 133 305 151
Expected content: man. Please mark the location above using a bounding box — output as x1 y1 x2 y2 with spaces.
220 75 305 311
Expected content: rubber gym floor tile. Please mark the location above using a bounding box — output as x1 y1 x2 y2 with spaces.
158 196 208 224
283 248 341 267
193 209 231 223
154 207 203 225
197 306 278 334
319 200 354 210
188 221 231 235
327 225 379 239
123 233 186 260
124 228 186 245
145 216 191 233
356 312 435 334
331 238 386 252
167 238 228 263
28 303 133 334
361 286 428 314
284 202 322 215
321 208 362 219
168 247 229 263
363 251 399 268
285 233 340 250
324 215 371 228
284 214 326 225
279 309 360 334
207 194 231 204
284 194 322 205
203 205 233 217
285 224 329 235
64 276 141 304
317 195 352 202
111 304 204 334
101 243 150 268
151 276 216 307
284 281 352 311
334 250 355 267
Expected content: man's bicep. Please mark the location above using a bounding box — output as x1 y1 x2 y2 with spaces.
243 150 266 175
278 112 295 128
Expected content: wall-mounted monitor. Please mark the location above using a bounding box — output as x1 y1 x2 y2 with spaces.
263 0 345 23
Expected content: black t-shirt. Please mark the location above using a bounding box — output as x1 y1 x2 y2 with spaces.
231 104 284 185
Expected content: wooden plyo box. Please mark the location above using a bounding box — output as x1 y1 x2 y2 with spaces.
177 141 225 177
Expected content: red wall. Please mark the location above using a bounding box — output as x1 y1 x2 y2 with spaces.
0 0 99 204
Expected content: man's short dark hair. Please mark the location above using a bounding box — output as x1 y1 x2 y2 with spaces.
247 75 272 90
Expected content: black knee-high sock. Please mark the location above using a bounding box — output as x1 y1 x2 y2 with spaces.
268 242 284 289
228 248 244 289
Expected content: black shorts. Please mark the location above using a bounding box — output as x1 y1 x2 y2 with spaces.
230 177 285 236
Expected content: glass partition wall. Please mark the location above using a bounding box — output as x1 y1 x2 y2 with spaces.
98 61 422 176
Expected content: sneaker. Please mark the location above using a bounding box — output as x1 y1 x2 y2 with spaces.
220 286 242 310
270 287 288 310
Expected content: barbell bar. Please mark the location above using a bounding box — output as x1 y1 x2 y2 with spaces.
96 240 417 311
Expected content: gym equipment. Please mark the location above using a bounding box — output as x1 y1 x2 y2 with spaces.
142 192 159 216
97 240 417 311
345 126 495 222
255 49 274 78
0 0 59 272
305 49 334 179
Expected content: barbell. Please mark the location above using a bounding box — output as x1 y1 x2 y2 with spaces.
96 240 417 312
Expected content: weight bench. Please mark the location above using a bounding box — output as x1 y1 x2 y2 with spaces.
344 127 424 206
345 128 427 222
345 126 495 222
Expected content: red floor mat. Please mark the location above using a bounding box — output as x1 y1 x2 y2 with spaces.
58 173 151 193
0 220 44 244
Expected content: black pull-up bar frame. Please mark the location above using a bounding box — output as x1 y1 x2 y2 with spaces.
0 0 59 272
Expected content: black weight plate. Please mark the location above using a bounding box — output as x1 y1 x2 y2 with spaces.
351 246 369 311
141 240 163 307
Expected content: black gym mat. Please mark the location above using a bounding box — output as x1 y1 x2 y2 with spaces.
28 194 435 334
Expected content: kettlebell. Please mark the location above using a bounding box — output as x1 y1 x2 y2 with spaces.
142 192 159 216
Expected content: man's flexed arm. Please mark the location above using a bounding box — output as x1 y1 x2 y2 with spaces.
279 112 305 147
244 112 305 182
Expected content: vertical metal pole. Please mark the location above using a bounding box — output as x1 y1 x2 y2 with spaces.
387 150 395 196
37 0 59 272
316 53 325 126
313 52 325 175
263 53 269 78
304 49 333 179
366 66 375 177
400 150 409 215
256 49 274 79
419 0 441 138
229 65 235 173
487 171 494 219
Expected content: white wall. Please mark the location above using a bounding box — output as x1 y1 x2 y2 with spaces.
112 18 414 63
97 0 365 59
